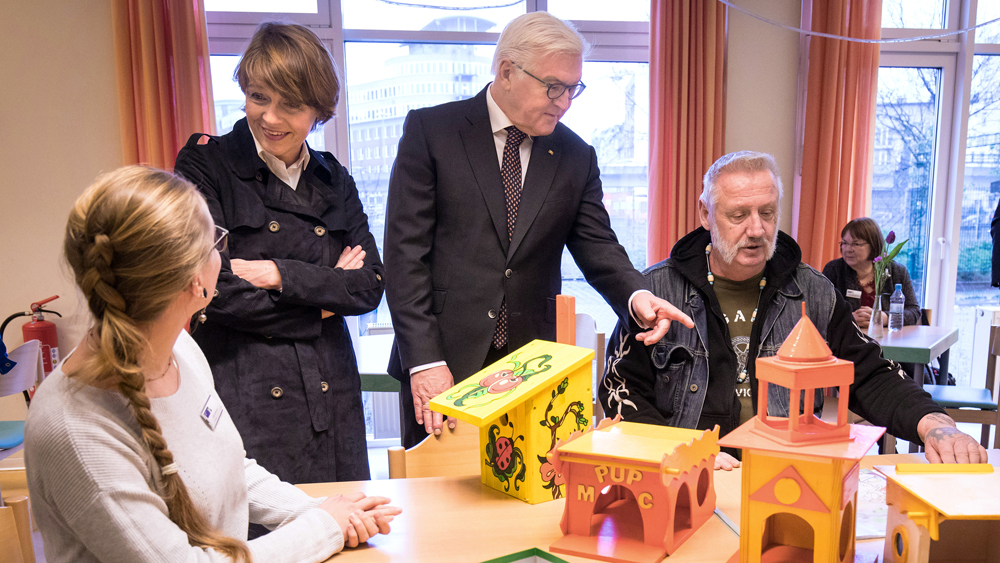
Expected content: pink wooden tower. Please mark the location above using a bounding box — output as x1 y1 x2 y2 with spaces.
719 303 885 563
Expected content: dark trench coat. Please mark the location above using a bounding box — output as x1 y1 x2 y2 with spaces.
174 118 384 483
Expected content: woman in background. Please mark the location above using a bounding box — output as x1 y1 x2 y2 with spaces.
174 22 383 487
25 166 398 562
822 217 920 329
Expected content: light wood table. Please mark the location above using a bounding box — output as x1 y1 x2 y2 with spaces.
300 452 1000 562
299 468 743 563
875 325 959 385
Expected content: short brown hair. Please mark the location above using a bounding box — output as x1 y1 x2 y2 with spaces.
841 217 885 261
236 22 340 125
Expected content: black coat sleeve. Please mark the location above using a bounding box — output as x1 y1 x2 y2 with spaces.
598 321 669 425
383 110 447 371
828 290 943 444
175 137 383 339
271 165 385 317
565 146 647 327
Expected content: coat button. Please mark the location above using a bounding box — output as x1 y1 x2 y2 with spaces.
321 381 329 392
488 309 497 319
270 386 283 399
255 172 263 182
505 269 512 279
689 384 699 393
376 274 382 281
314 225 326 237
269 221 280 233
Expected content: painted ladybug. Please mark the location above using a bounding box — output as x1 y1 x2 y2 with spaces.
495 436 513 471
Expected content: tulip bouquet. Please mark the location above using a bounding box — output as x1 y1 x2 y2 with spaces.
871 230 908 298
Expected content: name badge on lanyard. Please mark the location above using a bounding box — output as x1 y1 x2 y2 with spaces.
201 390 225 431
846 289 862 300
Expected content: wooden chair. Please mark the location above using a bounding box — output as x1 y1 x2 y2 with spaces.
921 325 1000 449
386 418 480 479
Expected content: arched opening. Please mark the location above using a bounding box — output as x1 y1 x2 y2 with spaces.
839 501 855 562
760 512 814 563
591 484 643 542
696 467 710 506
674 482 692 535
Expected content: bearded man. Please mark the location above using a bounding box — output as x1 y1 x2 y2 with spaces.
599 150 986 468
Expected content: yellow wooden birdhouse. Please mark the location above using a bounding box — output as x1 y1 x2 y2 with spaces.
876 459 999 563
430 339 593 504
719 303 885 563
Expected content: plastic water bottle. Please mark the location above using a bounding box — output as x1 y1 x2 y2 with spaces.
888 283 904 332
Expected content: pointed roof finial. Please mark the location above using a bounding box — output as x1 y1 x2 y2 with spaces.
776 302 833 362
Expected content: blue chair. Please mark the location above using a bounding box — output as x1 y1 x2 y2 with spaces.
922 325 1000 449
0 340 44 463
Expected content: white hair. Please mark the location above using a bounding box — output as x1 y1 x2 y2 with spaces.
491 12 591 74
700 150 783 213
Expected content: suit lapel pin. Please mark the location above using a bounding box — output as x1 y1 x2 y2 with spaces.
548 150 554 155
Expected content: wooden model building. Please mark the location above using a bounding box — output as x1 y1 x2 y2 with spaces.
547 416 720 563
875 458 999 562
719 303 885 563
430 339 593 504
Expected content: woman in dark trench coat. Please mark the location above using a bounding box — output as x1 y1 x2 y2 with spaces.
174 23 382 489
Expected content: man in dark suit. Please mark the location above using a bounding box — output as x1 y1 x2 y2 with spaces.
384 12 693 448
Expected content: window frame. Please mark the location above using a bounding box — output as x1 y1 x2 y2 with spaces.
205 0 652 340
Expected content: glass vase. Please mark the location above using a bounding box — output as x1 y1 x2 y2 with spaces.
867 298 884 338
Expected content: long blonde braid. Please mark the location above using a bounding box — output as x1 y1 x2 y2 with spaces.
64 166 251 562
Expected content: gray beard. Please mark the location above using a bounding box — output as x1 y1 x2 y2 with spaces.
709 228 778 270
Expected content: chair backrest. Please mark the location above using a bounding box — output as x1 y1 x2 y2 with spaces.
988 325 1000 401
0 341 44 399
387 419 481 479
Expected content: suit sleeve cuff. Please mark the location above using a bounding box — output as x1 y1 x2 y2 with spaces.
410 361 447 376
627 289 654 328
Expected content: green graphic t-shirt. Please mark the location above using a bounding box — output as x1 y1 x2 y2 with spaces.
712 272 764 428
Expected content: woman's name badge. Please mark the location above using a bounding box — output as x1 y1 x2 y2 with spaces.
846 289 862 299
201 391 225 430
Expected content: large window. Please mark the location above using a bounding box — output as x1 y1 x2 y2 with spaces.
205 1 650 438
877 0 1000 386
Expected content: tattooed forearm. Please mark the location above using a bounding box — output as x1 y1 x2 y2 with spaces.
923 412 956 428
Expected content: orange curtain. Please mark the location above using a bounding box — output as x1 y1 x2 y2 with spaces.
113 0 216 169
795 0 881 270
647 0 727 264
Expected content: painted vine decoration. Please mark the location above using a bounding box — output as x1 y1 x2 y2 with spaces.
537 377 588 499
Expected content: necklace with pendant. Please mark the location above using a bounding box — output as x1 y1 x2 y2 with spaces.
705 243 766 384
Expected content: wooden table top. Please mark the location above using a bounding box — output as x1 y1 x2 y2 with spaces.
874 325 959 364
299 469 743 563
297 452 954 563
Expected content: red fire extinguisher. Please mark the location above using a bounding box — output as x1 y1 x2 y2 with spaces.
1 295 63 376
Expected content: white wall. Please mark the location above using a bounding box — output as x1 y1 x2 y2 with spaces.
0 0 123 421
725 0 802 232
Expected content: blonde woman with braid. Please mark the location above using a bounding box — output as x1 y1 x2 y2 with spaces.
24 166 400 562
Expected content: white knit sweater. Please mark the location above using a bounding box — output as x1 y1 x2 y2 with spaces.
24 330 344 562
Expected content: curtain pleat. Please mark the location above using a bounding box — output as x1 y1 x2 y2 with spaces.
796 0 881 269
647 0 726 264
113 0 216 169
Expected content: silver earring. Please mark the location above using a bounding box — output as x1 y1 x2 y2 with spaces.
198 309 208 323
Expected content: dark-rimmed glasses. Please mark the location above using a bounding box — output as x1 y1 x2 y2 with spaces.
839 240 868 249
514 63 586 100
214 225 229 253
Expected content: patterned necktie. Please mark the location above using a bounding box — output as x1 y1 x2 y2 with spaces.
493 125 527 349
